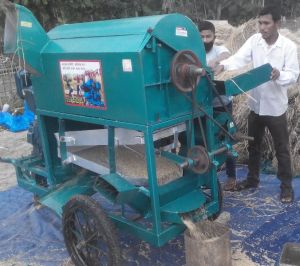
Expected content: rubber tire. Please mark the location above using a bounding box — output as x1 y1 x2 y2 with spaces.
209 179 223 221
62 195 122 266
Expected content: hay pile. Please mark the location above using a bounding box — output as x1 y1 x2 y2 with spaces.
225 19 258 53
216 20 300 175
212 20 234 46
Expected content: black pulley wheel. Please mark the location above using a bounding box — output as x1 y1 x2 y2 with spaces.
62 195 122 266
187 145 210 174
170 50 203 92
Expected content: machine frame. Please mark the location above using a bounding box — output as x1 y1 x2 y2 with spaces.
0 2 272 264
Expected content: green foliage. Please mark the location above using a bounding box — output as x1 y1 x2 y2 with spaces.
223 1 261 26
4 0 300 31
11 0 162 30
162 0 300 25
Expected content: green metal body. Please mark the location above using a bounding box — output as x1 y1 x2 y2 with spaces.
7 4 209 125
4 4 272 247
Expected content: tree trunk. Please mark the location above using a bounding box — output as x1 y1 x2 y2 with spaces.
203 1 207 18
162 0 176 13
216 3 222 19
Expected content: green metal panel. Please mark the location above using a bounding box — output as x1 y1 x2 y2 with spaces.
47 15 167 40
33 52 148 124
44 35 150 53
17 178 49 196
4 5 49 74
225 63 273 96
151 13 206 64
40 175 96 216
142 41 211 124
101 173 137 193
160 190 206 215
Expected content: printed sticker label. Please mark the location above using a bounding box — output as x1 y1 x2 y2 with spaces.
122 59 133 72
175 27 188 37
59 60 106 109
20 21 32 28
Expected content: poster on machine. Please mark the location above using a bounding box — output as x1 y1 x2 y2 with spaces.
59 60 106 109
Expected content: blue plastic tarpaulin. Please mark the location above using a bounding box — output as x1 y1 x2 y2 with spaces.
0 166 299 265
0 101 34 132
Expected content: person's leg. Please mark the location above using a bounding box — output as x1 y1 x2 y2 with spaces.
223 154 237 191
266 112 293 203
226 154 236 178
237 111 265 190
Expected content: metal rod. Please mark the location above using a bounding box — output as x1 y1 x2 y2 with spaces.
193 68 203 75
205 72 238 129
182 93 236 141
0 156 14 163
210 146 228 156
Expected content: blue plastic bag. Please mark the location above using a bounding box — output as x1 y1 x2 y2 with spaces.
0 101 35 132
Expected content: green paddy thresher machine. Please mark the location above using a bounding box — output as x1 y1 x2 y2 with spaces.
0 2 272 265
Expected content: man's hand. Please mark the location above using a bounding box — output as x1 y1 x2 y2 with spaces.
271 68 280 80
208 59 219 70
214 64 224 76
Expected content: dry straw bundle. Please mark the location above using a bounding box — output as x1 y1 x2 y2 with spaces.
216 19 300 175
212 20 234 46
225 19 258 53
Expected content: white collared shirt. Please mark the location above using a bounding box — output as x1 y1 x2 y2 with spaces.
220 33 299 116
206 45 230 63
207 45 232 107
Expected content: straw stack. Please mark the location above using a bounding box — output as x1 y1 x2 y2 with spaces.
225 18 258 53
212 20 234 46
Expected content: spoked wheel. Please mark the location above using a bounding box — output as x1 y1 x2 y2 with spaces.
170 50 203 92
187 145 211 174
62 195 121 266
209 179 223 221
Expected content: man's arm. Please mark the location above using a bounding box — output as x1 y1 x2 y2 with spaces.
275 42 299 86
207 46 230 73
216 51 231 63
214 35 255 75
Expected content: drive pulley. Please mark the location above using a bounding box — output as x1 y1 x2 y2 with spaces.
170 50 204 92
187 145 211 174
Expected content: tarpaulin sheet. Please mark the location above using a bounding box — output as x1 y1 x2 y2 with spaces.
0 101 34 132
0 166 299 265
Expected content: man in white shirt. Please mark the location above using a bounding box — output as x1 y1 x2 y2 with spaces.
199 20 231 74
217 6 299 203
198 20 237 191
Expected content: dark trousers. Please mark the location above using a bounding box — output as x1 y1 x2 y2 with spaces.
247 111 292 189
226 154 236 178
